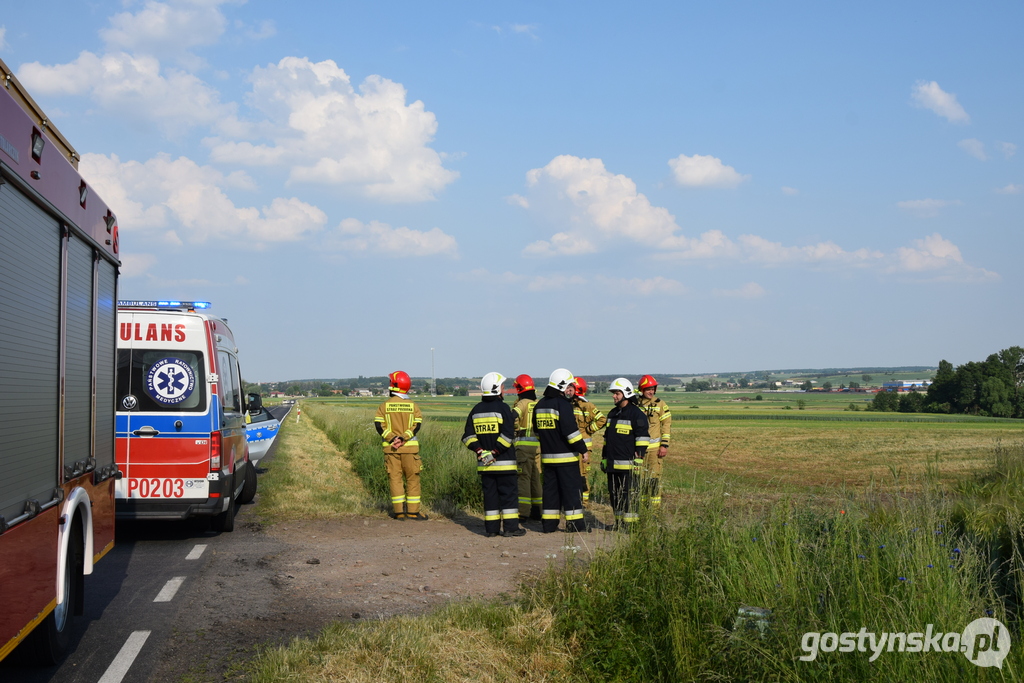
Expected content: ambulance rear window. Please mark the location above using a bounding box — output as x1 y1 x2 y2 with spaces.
116 349 207 412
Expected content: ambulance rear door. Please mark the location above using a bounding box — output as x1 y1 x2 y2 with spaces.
115 311 213 503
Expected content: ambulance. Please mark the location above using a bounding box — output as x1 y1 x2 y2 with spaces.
114 300 256 531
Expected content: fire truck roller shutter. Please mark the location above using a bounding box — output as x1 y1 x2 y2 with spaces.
93 259 116 471
0 179 61 522
65 235 94 476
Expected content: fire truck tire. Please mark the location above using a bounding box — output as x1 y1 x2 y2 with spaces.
26 516 83 665
238 462 258 504
212 484 236 533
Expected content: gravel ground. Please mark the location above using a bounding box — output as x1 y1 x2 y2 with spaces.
151 505 619 681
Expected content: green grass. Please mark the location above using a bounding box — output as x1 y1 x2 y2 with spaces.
302 401 483 515
245 400 1024 682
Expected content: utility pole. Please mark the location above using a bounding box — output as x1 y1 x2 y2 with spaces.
431 347 436 397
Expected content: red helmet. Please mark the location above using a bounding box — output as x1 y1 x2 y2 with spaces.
638 375 658 390
389 370 412 393
513 374 535 393
574 377 588 396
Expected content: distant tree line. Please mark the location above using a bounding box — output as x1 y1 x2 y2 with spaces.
869 346 1024 418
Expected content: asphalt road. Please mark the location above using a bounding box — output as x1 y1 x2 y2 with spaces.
1 404 291 683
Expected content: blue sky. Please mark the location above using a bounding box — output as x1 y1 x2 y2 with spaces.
3 1 1021 382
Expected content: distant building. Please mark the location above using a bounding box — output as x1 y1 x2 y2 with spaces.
882 380 932 393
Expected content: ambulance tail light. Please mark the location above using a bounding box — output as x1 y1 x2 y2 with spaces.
210 431 222 470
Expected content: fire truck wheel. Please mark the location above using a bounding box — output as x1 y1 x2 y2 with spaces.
238 461 258 504
212 486 236 533
26 516 83 664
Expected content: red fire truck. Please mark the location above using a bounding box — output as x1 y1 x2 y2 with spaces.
0 57 120 664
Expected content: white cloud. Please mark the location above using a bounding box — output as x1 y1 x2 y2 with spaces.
515 156 993 282
81 152 327 245
206 57 458 202
897 198 962 218
510 24 539 38
520 155 682 256
328 218 458 257
995 184 1023 195
736 235 883 266
713 282 766 299
668 153 750 188
892 234 996 281
18 51 237 135
958 138 987 160
782 186 799 196
119 253 158 279
506 193 530 209
99 0 233 66
911 80 970 124
596 276 687 296
999 142 1017 159
239 19 276 40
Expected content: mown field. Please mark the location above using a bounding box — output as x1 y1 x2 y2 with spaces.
248 397 1024 682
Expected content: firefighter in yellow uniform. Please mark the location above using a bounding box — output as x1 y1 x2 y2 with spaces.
637 374 671 508
374 370 427 520
569 377 606 506
512 374 542 520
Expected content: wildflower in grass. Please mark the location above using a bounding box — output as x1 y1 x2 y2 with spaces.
952 548 961 554
899 577 907 581
986 609 994 616
858 554 866 559
879 545 885 549
926 564 933 568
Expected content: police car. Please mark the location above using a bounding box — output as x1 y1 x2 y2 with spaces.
245 393 281 467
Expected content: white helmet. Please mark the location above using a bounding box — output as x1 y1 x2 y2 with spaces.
609 377 635 400
548 368 575 392
480 372 506 396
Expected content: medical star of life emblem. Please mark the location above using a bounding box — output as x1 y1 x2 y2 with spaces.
145 357 196 405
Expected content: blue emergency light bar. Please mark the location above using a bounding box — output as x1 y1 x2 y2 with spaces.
118 300 212 310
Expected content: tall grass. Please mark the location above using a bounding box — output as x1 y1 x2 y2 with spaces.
524 479 1024 680
252 406 1024 681
303 402 482 515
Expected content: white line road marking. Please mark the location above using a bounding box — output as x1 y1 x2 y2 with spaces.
98 630 151 683
153 576 186 602
186 544 207 560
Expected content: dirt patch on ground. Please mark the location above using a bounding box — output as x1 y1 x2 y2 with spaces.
152 508 619 682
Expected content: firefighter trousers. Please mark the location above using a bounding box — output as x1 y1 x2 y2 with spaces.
481 472 520 534
516 448 542 516
608 470 639 525
385 451 421 514
542 462 583 533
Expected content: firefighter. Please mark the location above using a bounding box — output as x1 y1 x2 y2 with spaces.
602 378 649 530
512 374 542 520
463 372 524 537
637 374 672 508
569 377 606 506
374 370 427 520
534 368 589 533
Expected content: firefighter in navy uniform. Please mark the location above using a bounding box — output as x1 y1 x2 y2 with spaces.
602 378 649 530
462 372 524 537
569 377 606 506
374 371 427 520
512 374 542 520
637 374 671 508
534 369 589 533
